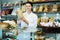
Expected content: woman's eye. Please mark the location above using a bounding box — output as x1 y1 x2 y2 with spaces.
26 6 30 7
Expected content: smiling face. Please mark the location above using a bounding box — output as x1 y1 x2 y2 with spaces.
25 3 32 12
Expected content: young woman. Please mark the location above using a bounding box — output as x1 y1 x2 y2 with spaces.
17 2 38 40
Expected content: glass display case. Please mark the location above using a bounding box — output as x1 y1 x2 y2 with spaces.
0 0 18 40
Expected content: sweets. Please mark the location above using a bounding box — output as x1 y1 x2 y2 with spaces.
52 4 58 12
16 9 24 19
43 5 48 12
29 0 33 2
39 5 43 12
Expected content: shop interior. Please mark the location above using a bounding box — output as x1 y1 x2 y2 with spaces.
0 0 60 40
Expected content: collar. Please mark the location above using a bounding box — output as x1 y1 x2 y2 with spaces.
25 11 32 15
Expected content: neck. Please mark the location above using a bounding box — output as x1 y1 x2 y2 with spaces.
26 10 31 14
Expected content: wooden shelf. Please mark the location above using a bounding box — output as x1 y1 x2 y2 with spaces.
32 1 60 4
33 11 60 14
21 1 60 5
1 5 19 8
1 15 17 21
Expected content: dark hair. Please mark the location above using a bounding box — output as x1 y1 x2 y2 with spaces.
25 2 33 6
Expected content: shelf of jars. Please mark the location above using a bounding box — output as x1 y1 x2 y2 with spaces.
21 1 60 14
33 4 60 13
1 1 20 9
1 4 19 8
1 1 60 14
37 13 60 33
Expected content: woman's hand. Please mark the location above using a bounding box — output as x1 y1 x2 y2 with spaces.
21 17 29 25
16 9 29 25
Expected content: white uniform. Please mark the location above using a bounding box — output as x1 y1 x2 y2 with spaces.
17 12 37 40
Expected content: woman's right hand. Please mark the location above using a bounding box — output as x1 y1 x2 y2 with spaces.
16 9 24 19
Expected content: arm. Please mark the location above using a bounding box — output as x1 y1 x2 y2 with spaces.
22 14 38 28
22 17 29 25
16 9 29 25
